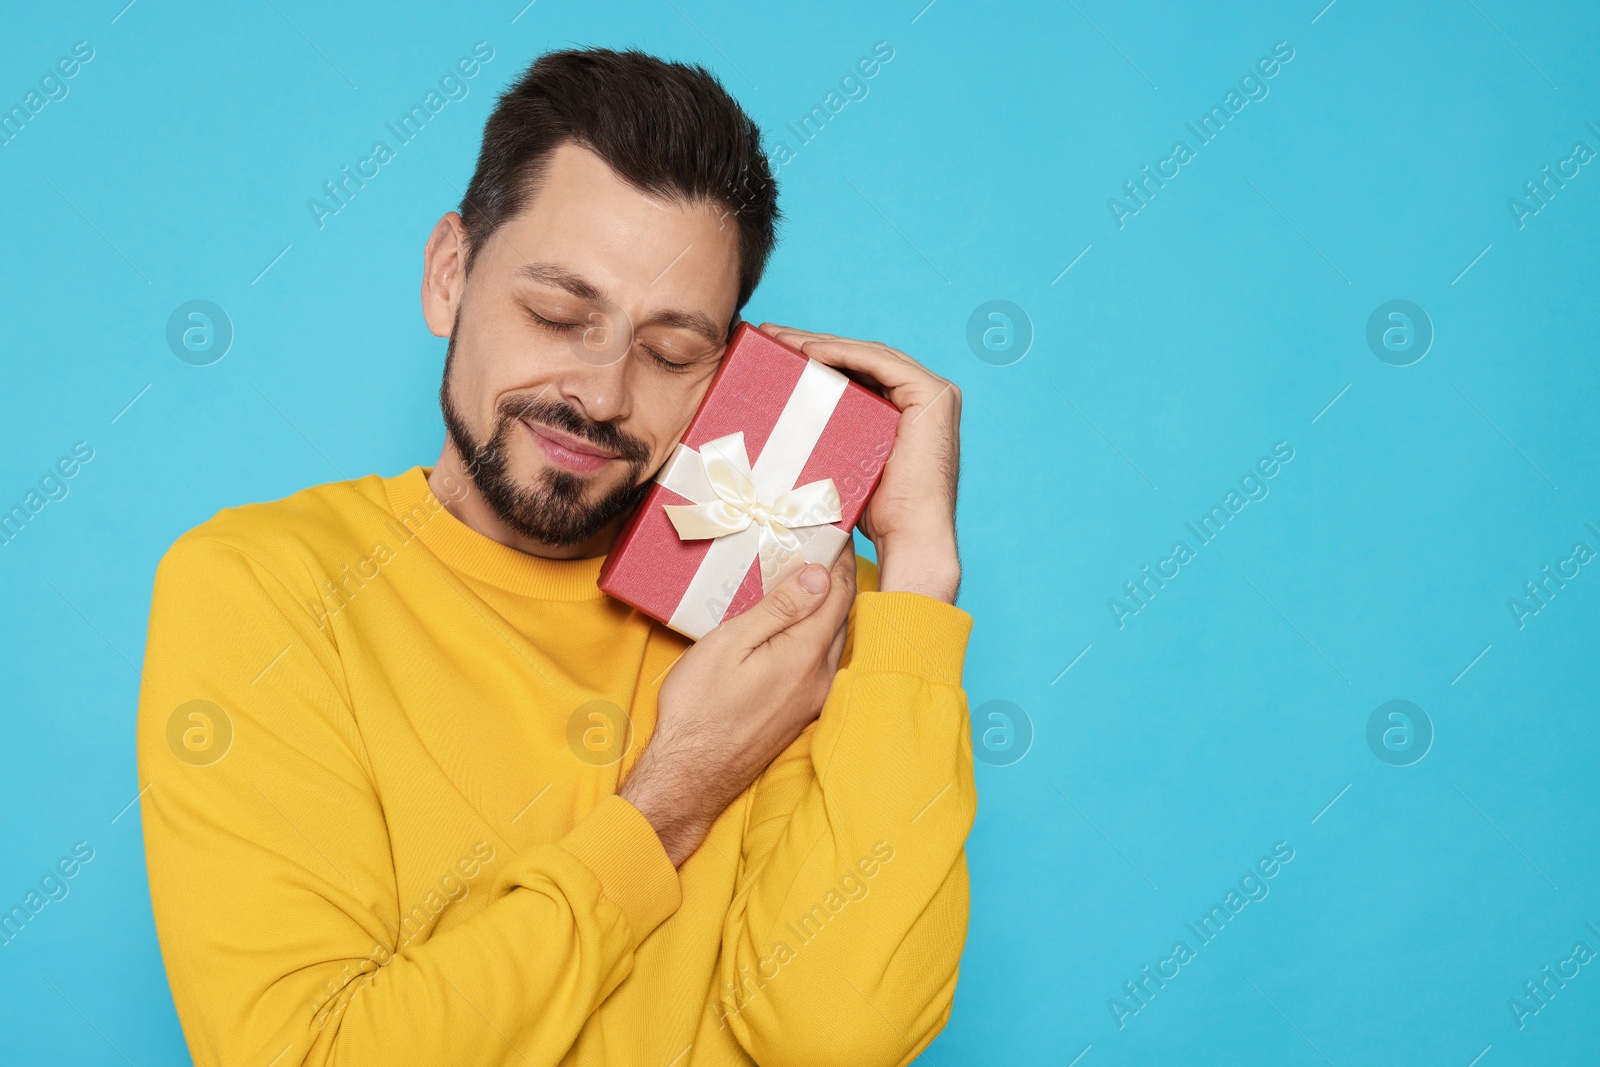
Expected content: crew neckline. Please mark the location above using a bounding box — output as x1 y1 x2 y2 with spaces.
384 465 610 600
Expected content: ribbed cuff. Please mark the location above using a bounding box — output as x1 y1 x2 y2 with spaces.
559 794 682 949
848 591 973 687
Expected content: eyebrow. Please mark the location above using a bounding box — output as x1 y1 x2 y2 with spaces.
515 262 727 348
648 308 727 348
517 263 603 302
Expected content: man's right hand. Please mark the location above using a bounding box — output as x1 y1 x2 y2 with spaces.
618 547 859 867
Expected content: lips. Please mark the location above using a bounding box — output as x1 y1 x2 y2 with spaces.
522 419 617 459
521 418 620 475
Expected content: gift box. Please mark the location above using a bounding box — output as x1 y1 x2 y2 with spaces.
598 322 900 640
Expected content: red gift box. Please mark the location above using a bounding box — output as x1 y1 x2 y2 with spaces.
598 322 900 640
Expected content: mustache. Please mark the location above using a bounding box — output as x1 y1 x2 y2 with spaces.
497 393 651 463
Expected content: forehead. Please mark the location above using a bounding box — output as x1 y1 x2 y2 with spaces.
486 141 741 322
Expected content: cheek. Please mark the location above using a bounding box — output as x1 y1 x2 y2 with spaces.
445 328 496 405
456 301 558 395
641 373 714 442
450 368 507 440
641 435 678 477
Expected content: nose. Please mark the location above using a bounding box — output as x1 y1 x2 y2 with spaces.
557 314 635 425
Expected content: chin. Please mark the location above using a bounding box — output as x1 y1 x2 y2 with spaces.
523 453 613 507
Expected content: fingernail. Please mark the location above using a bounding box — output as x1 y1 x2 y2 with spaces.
800 565 827 593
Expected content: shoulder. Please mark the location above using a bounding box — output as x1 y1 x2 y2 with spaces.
158 472 397 588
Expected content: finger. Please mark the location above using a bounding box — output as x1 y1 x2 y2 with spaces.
759 322 841 341
760 324 909 365
757 326 895 401
779 338 950 413
760 324 904 370
777 546 859 653
721 559 833 650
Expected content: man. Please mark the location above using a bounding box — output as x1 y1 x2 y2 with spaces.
136 47 972 1067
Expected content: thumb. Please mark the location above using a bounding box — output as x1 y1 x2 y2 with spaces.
725 562 831 648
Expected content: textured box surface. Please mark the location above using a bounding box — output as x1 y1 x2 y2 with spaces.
598 322 899 638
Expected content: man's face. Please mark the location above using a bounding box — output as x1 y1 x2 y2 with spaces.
427 141 742 549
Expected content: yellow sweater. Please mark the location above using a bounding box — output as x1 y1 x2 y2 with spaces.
136 466 976 1067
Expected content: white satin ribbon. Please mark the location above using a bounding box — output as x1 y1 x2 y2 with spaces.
654 356 854 639
663 429 842 564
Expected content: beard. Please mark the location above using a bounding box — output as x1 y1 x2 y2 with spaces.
438 327 656 549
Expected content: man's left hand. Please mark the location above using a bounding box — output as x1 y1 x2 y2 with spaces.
758 323 962 605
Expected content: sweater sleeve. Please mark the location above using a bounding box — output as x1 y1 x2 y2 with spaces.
711 556 977 1067
135 534 681 1067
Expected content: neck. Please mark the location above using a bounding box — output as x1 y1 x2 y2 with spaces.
428 439 625 560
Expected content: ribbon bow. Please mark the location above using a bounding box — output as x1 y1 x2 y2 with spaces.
662 431 843 580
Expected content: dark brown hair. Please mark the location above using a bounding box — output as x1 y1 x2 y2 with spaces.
459 47 780 320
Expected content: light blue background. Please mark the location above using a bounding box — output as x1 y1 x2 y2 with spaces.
3 1 1598 1063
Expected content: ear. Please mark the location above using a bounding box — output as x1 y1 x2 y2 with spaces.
422 211 470 339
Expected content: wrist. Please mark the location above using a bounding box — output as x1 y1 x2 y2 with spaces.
876 530 961 604
618 744 715 868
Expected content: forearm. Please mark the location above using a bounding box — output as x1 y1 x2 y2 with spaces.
715 591 976 1066
619 736 722 868
876 530 961 604
300 832 654 1063
298 863 634 1064
147 790 679 1067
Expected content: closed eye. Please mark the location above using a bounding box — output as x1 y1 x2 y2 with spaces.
526 309 581 332
642 345 692 372
525 307 693 372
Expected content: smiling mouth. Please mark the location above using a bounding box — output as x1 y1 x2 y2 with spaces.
521 418 618 472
